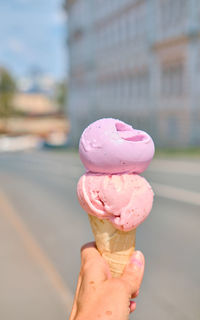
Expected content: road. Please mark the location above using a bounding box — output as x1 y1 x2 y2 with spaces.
0 150 199 320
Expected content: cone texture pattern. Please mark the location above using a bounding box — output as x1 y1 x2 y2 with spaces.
88 215 136 278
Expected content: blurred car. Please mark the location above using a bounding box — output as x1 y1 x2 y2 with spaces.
42 131 68 149
0 135 42 152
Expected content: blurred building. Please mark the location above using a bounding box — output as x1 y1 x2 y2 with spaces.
13 93 58 115
66 0 200 147
0 92 69 136
18 74 56 97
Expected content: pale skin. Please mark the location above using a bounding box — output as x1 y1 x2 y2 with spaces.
70 242 145 320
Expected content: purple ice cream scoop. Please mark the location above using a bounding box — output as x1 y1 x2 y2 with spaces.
79 118 155 174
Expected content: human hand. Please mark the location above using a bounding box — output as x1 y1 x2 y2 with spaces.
70 242 145 320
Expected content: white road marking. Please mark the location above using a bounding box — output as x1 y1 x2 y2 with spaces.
0 189 74 313
152 183 200 207
1 153 200 207
21 155 200 177
149 159 200 176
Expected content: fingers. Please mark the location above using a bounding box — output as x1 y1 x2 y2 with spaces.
81 242 110 283
131 289 139 299
121 251 145 297
129 300 136 313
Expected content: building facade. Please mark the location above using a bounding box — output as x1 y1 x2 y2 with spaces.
66 0 200 147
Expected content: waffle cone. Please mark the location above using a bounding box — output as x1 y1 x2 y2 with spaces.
88 215 136 278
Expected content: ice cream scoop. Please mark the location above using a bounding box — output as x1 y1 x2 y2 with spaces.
79 118 155 174
77 173 154 231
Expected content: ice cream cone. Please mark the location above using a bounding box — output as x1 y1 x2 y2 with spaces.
88 215 136 278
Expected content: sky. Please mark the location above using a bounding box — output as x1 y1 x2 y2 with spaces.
0 0 67 80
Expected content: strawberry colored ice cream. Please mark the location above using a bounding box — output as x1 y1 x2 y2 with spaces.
77 173 154 231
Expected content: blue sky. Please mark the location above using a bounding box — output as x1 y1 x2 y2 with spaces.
0 0 67 80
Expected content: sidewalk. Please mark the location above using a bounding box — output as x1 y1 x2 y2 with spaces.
0 190 71 320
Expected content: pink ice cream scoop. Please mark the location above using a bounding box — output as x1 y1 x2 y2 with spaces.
79 118 155 174
77 173 154 231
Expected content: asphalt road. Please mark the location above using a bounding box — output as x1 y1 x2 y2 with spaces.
0 150 199 320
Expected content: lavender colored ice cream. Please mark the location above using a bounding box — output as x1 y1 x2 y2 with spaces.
79 118 155 174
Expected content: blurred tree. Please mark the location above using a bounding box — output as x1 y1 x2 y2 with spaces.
55 79 67 115
0 67 16 130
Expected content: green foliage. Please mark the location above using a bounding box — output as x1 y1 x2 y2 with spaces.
0 67 16 119
155 147 200 157
55 79 67 114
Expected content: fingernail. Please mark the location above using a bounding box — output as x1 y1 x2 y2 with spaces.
130 251 143 267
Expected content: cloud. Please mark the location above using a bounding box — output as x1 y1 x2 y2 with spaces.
15 0 29 3
52 10 67 25
8 39 26 54
7 38 35 63
0 0 66 79
13 0 40 5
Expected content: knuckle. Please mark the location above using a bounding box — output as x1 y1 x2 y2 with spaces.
120 279 131 294
80 244 89 258
81 259 93 275
80 242 96 261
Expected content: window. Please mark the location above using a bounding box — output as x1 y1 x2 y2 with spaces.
129 70 149 99
167 116 178 137
161 62 185 97
196 47 200 71
160 0 187 33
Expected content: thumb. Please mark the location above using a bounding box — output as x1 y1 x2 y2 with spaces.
121 251 145 296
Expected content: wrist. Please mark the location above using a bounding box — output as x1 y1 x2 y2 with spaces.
74 310 117 320
74 314 91 320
